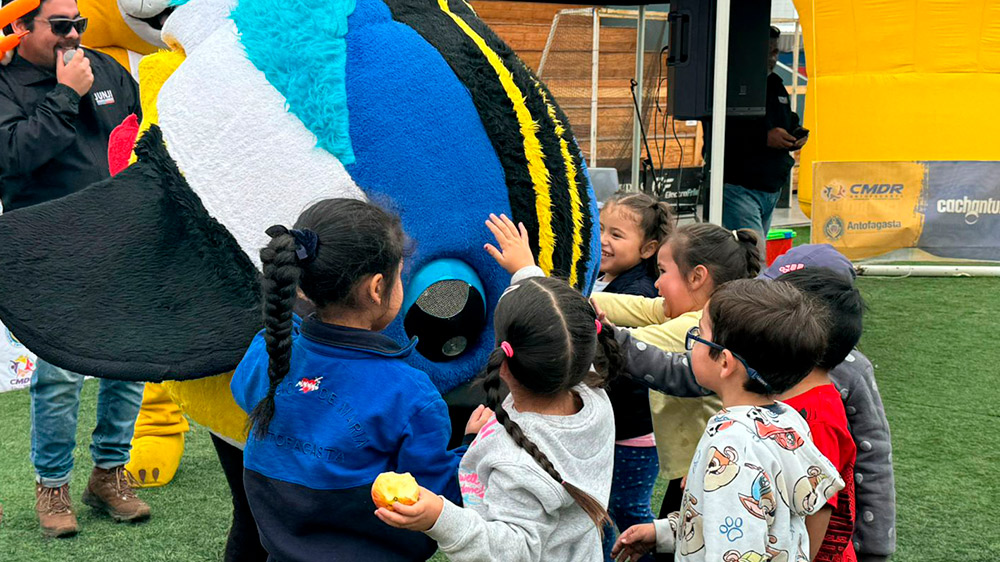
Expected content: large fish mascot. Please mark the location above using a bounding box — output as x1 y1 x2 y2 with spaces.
0 0 600 555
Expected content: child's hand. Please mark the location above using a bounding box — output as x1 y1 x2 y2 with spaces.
611 523 657 561
484 213 535 274
374 486 443 532
465 404 494 435
590 297 616 329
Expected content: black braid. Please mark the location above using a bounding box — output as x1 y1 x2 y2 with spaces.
248 229 301 439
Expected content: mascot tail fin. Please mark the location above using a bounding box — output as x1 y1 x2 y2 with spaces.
0 125 262 381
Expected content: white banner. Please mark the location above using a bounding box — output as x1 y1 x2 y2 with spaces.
1 322 35 393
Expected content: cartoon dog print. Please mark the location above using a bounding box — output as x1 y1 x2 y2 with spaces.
704 446 741 491
739 464 778 525
747 408 804 451
678 494 706 556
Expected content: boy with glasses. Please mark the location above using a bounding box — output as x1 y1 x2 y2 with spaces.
612 279 844 561
0 0 146 539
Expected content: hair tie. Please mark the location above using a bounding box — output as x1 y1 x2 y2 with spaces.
732 230 739 242
500 341 514 358
289 228 320 264
595 319 603 334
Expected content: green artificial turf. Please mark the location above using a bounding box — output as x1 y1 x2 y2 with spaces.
2 275 998 560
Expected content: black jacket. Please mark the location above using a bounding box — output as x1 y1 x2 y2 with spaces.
721 72 800 193
602 263 659 441
0 48 140 211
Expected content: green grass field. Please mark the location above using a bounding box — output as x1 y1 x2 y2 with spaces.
1 275 998 561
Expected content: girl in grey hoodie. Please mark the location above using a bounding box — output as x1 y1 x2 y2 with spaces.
377 274 622 561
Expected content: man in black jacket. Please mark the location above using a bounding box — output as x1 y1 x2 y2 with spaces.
0 0 149 538
721 26 807 240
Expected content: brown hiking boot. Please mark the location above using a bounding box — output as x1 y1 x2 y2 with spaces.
81 466 151 523
35 483 79 538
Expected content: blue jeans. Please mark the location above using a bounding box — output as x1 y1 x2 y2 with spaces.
30 358 144 487
603 445 660 562
722 182 783 240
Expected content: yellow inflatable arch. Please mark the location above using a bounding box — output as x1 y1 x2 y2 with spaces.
794 0 1000 216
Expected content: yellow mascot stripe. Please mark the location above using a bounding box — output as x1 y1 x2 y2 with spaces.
530 77 585 288
436 0 557 275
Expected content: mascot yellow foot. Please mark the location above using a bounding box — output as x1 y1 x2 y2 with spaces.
126 383 189 488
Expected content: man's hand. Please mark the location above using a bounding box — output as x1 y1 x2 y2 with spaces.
766 127 797 150
56 49 93 97
791 133 808 151
374 486 444 532
612 523 657 561
484 213 535 274
465 404 494 435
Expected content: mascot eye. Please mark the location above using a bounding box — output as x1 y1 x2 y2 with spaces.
403 259 485 362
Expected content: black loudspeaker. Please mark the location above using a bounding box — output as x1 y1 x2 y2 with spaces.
667 0 772 119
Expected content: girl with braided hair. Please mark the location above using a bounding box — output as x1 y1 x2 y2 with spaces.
377 214 622 561
231 198 486 562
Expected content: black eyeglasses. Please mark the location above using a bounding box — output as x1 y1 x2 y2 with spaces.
35 17 88 36
685 326 772 391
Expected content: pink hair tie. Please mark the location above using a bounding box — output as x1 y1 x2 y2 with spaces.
500 341 514 358
595 319 603 334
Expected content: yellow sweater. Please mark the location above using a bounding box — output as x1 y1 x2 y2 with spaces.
592 292 722 481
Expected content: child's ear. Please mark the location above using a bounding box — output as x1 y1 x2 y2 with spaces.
688 264 711 291
367 273 385 305
717 350 739 381
640 239 659 260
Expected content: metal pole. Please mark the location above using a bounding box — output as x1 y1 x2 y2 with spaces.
855 264 1000 277
590 8 600 166
630 5 646 191
538 12 561 76
708 0 730 224
791 21 801 113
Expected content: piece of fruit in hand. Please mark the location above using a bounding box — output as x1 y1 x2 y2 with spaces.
371 471 420 511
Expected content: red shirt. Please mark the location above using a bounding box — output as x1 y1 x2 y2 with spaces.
785 384 857 562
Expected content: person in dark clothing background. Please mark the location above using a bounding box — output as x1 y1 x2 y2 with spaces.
721 26 807 241
0 0 148 539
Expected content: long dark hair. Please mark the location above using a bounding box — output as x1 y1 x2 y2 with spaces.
481 277 623 532
670 223 761 285
249 198 406 438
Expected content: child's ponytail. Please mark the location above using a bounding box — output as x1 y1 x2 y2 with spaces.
593 321 625 386
248 225 304 439
653 200 676 245
671 223 763 287
734 228 762 278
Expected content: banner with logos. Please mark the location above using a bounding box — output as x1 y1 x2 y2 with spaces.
812 161 1000 261
1 322 35 393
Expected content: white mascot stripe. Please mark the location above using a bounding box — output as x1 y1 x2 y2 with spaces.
158 17 364 268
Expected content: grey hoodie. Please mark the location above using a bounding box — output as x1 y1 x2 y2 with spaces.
426 384 615 561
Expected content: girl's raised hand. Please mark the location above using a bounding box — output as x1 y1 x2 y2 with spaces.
484 213 535 274
611 523 657 561
374 486 443 532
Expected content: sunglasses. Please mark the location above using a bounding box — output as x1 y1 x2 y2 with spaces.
35 17 88 36
685 326 772 392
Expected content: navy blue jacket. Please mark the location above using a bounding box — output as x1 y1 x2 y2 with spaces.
602 263 659 440
232 316 464 562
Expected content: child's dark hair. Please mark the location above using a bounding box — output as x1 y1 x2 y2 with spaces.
249 198 406 438
778 267 865 370
670 223 761 285
481 277 622 532
707 279 827 395
605 192 675 277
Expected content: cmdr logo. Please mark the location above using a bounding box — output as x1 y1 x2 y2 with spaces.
821 182 846 202
823 216 845 241
849 183 904 200
9 354 34 379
